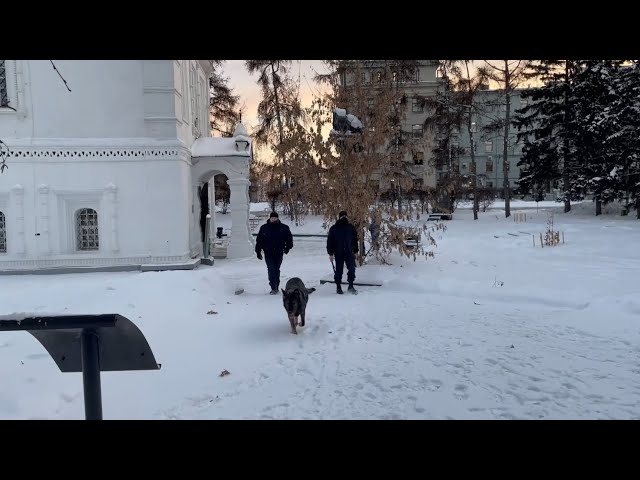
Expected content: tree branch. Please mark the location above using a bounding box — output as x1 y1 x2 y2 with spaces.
50 60 71 92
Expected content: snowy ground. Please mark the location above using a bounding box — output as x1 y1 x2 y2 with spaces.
1 201 639 419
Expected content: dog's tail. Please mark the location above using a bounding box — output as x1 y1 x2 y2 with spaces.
306 287 316 294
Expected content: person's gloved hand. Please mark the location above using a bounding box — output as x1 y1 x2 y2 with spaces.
256 252 263 260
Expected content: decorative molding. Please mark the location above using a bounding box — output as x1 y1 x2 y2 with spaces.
37 183 51 255
53 188 103 255
143 86 179 94
144 116 183 124
0 253 193 271
2 145 192 166
6 147 182 160
10 184 25 255
104 183 119 254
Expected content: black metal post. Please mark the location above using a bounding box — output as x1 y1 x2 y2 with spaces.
80 329 103 420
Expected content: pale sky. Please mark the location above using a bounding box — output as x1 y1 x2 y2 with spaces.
221 60 529 160
224 61 328 131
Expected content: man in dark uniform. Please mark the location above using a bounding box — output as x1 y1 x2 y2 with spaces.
255 212 293 294
326 210 359 294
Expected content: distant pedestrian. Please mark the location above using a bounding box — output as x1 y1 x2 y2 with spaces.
255 212 293 295
326 210 359 294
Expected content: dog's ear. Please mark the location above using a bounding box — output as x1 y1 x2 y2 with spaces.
307 287 316 294
281 288 286 295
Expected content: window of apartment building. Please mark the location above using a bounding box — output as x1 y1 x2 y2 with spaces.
405 69 419 83
392 71 398 83
413 178 424 189
361 72 367 85
75 208 99 251
376 71 384 84
412 124 423 138
412 98 424 113
0 211 6 253
485 141 492 153
0 60 8 107
413 151 424 165
461 163 468 170
367 98 374 109
485 157 493 172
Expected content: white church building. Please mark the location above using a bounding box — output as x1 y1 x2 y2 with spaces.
0 60 254 274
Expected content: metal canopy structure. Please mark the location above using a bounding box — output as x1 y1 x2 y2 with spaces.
0 314 161 420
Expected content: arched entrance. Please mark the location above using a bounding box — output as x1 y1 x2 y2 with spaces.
190 123 254 259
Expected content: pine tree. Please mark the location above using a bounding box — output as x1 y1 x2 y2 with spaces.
513 61 582 212
602 61 640 218
245 60 306 221
572 60 625 215
209 60 242 137
419 61 490 220
417 62 466 215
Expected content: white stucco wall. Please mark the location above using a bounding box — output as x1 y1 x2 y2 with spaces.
0 59 213 270
0 143 193 269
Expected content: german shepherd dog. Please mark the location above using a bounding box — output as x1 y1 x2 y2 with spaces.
281 277 316 334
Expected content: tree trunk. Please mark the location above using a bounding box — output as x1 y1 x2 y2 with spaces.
503 61 511 218
270 62 289 189
469 123 479 221
562 61 572 213
595 196 602 216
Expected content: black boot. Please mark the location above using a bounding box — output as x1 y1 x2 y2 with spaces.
336 283 344 295
348 283 357 293
269 283 278 295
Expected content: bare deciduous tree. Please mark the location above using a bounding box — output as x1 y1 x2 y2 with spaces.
482 60 532 217
302 60 444 265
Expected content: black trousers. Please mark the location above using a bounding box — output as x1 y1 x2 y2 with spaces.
265 254 283 289
334 253 356 285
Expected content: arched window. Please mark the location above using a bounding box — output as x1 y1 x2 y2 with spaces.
75 208 99 251
0 60 9 107
0 211 6 253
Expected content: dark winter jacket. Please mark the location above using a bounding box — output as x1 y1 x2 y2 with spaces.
326 217 359 257
255 220 293 257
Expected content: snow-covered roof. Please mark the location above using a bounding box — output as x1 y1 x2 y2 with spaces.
191 136 252 158
233 122 249 137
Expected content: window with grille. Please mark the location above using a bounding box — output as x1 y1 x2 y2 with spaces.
0 211 6 253
75 208 99 251
0 60 8 107
412 98 424 113
412 124 423 138
486 158 493 172
413 151 424 165
485 141 493 152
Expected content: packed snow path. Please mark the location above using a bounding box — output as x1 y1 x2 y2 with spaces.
1 205 639 419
